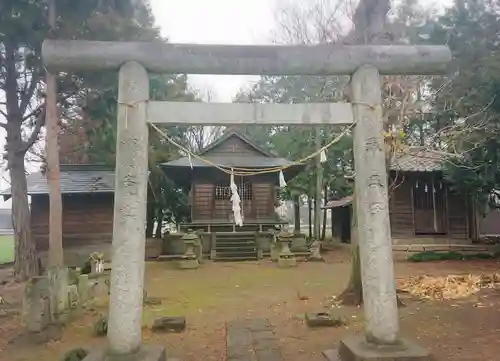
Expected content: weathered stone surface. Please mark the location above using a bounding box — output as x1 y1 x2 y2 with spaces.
67 285 79 309
93 315 108 337
305 312 343 328
151 317 186 333
177 258 199 269
62 347 89 361
351 65 399 344
277 257 297 268
77 274 90 304
88 272 110 298
107 61 149 355
81 345 166 361
324 336 431 361
22 276 51 332
226 319 283 361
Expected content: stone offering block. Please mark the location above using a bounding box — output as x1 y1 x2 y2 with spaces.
305 312 343 328
80 345 166 361
151 317 186 333
323 336 432 361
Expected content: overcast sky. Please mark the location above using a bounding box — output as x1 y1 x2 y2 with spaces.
149 0 278 102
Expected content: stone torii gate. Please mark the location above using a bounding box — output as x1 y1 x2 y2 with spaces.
42 41 451 361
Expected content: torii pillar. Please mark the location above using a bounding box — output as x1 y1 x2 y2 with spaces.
42 40 451 361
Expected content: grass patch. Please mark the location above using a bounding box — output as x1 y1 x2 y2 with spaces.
407 251 497 262
0 234 14 264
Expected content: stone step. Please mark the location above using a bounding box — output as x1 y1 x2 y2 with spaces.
215 250 257 255
215 240 256 247
213 256 258 261
215 244 256 250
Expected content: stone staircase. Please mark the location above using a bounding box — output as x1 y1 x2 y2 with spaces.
212 232 258 261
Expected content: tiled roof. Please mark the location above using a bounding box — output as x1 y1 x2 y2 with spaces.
1 164 115 196
389 147 449 172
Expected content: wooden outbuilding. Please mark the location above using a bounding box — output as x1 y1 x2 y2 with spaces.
325 148 476 244
1 164 115 264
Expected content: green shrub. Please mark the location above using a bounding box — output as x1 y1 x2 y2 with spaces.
407 251 495 262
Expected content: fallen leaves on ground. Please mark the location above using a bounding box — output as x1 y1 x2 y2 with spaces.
397 272 500 300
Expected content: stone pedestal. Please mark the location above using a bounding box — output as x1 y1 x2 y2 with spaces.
278 257 297 268
270 241 281 261
277 229 297 268
82 345 166 361
178 258 199 269
177 231 200 269
323 336 431 361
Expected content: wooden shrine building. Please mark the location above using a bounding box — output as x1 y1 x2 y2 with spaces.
161 129 305 260
1 164 115 266
162 129 304 232
325 148 477 244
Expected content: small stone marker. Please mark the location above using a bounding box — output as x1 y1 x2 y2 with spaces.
77 274 90 304
305 312 343 328
151 317 186 333
308 240 323 261
277 230 297 268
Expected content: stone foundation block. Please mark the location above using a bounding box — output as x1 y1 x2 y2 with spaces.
82 345 166 361
323 336 431 361
278 257 297 268
305 312 343 328
152 317 186 333
177 259 199 269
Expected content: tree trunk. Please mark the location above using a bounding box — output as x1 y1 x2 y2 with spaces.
45 74 63 267
4 38 39 280
321 186 328 240
9 152 39 280
339 196 363 305
45 0 64 268
154 215 163 238
307 195 312 239
293 194 300 233
145 204 154 238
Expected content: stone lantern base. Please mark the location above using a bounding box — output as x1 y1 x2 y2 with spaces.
82 345 166 361
278 256 297 268
178 257 199 269
323 336 431 361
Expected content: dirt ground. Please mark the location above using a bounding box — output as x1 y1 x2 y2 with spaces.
1 248 500 361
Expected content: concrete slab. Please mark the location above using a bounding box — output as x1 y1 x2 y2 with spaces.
323 336 431 361
82 345 166 361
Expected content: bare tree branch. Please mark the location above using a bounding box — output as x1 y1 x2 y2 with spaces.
21 107 46 153
19 65 42 115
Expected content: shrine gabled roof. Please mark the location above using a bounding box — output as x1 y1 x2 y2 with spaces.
1 164 115 199
389 147 450 173
198 128 275 157
162 128 290 169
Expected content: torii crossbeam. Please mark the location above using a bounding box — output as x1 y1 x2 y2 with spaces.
42 40 451 361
